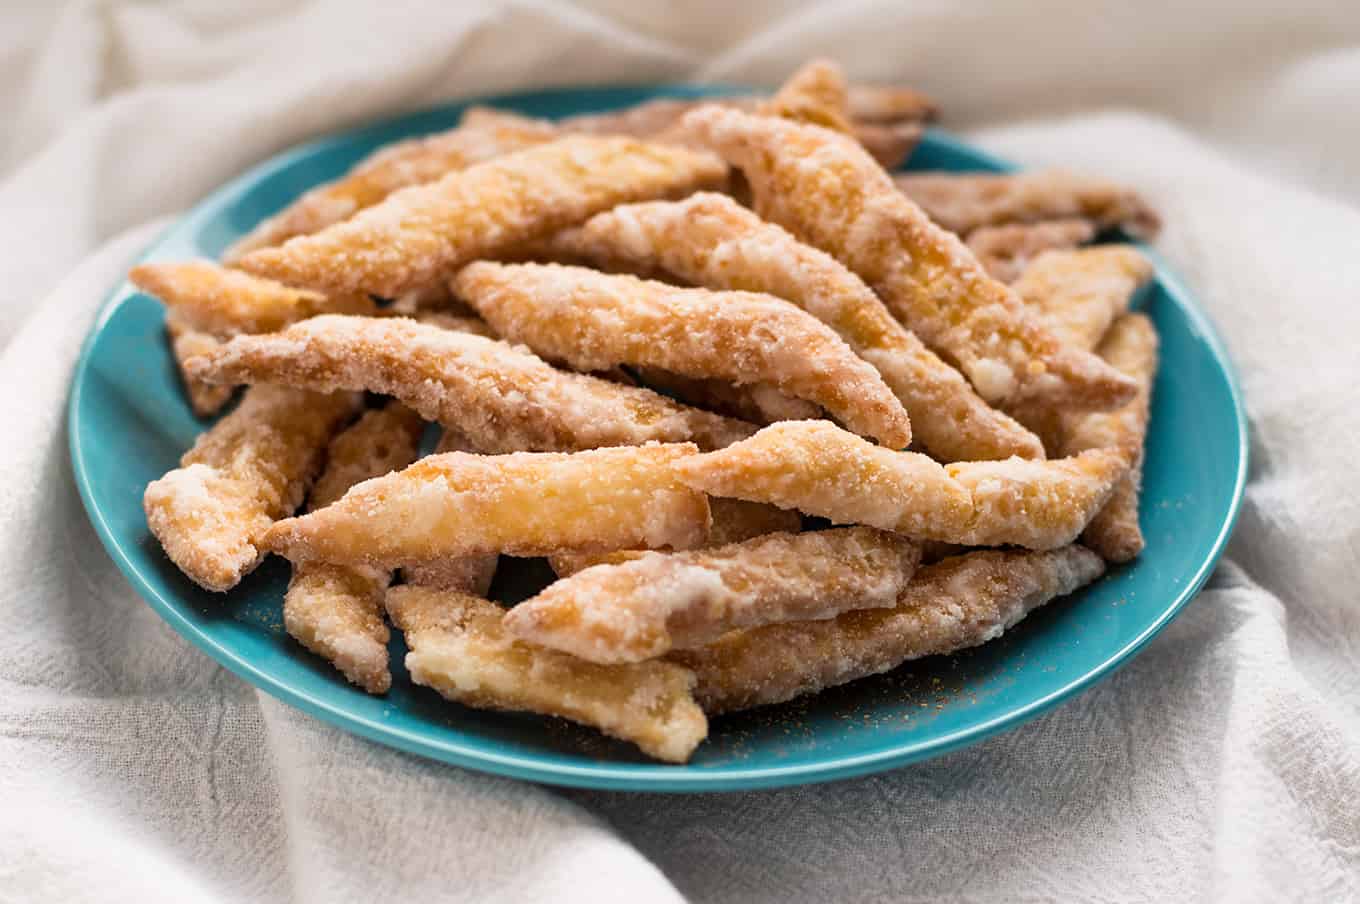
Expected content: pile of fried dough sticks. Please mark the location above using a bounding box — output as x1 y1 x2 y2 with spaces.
133 60 1161 763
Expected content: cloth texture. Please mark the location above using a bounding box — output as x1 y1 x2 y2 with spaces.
2 2 1358 901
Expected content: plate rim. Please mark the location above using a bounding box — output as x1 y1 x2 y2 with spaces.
66 83 1249 792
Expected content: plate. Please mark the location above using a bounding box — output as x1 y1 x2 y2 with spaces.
68 84 1247 791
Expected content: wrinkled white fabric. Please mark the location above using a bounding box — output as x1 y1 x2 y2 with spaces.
1 2 1357 902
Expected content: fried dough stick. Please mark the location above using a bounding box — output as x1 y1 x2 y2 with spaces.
1065 313 1159 562
238 136 728 298
284 403 425 694
130 260 376 337
264 443 710 568
222 116 557 262
1013 246 1153 350
672 546 1105 712
547 497 801 578
681 107 1138 413
846 83 938 123
965 220 1097 283
143 385 361 592
454 262 912 448
185 315 754 454
467 90 925 169
165 314 233 417
565 193 1042 460
506 527 922 664
401 428 500 597
675 421 1128 550
386 588 707 762
894 170 1161 238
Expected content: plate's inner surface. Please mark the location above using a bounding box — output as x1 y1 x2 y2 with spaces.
70 85 1245 788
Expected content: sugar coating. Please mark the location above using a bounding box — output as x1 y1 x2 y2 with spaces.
759 59 855 134
400 428 499 596
237 136 729 297
264 443 711 568
673 545 1105 713
386 587 707 762
547 496 801 578
570 192 1042 460
894 170 1161 238
283 403 426 693
130 260 374 337
143 385 361 592
164 313 233 416
222 115 556 261
1065 313 1159 562
1013 245 1153 350
681 106 1139 414
965 220 1097 283
186 314 754 454
676 420 1130 549
506 526 921 664
454 262 912 447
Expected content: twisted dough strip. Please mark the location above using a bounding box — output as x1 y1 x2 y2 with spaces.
222 114 557 261
387 588 707 763
895 170 1161 238
400 428 500 597
680 106 1138 414
185 315 755 454
143 385 361 592
263 443 711 568
454 262 912 448
672 545 1105 713
674 420 1129 550
238 135 728 298
506 527 921 664
563 193 1042 460
1013 245 1153 350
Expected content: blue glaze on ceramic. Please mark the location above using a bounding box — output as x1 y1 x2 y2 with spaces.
68 84 1247 791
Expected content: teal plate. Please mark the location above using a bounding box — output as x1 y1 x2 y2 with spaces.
68 84 1247 791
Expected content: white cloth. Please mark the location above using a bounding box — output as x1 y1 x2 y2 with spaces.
2 2 1357 901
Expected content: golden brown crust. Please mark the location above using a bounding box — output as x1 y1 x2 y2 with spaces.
165 313 234 417
672 546 1105 713
547 497 800 578
568 193 1042 460
1068 313 1159 562
143 385 361 592
759 59 855 134
454 262 912 447
237 136 728 298
222 117 557 262
386 588 707 762
131 260 375 337
675 420 1129 549
1013 245 1153 350
185 315 755 454
965 220 1097 283
506 527 921 664
264 443 711 568
894 170 1161 238
680 106 1138 414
